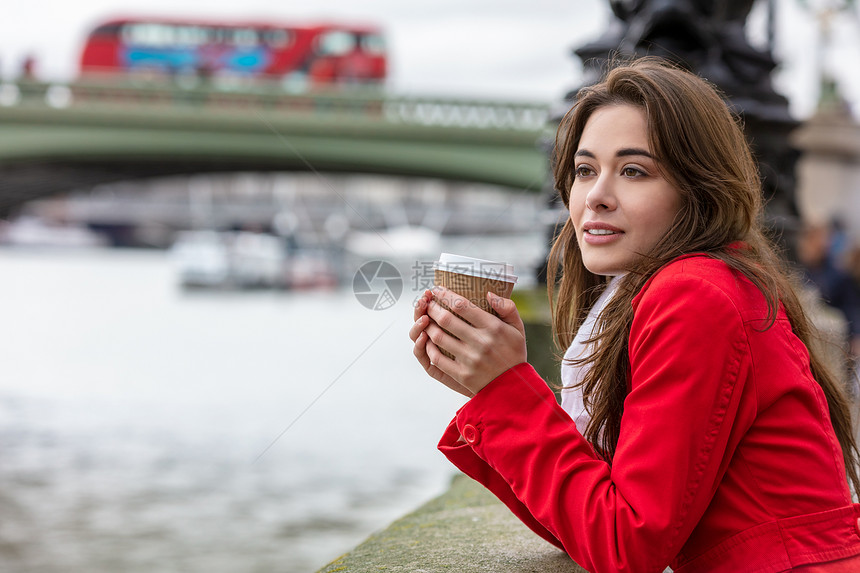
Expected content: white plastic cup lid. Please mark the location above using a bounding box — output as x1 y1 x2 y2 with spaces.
433 253 518 283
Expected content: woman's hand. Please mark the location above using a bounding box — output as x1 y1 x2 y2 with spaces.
410 286 528 396
410 290 475 397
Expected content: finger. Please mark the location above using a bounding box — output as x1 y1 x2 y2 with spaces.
427 295 499 347
408 314 429 343
426 292 481 339
488 293 526 334
413 290 432 322
415 334 473 397
424 321 466 361
432 286 497 329
424 337 463 385
412 330 433 369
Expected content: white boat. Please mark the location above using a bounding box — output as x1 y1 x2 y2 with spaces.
0 216 108 248
345 224 442 261
169 230 286 290
169 230 341 290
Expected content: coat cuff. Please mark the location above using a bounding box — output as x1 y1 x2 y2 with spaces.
455 362 562 452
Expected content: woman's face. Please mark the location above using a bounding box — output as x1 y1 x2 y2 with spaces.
569 104 683 276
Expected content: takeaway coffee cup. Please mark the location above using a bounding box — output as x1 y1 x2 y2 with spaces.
432 253 518 358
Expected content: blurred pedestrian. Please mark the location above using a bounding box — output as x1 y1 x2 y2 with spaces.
19 54 36 80
798 221 860 379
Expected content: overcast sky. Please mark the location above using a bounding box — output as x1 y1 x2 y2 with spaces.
1 0 859 119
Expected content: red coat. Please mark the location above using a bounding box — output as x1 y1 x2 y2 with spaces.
438 256 860 572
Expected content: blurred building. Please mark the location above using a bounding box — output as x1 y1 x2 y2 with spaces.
792 79 860 241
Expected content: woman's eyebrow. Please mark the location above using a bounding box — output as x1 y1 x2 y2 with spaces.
617 147 653 158
574 148 653 159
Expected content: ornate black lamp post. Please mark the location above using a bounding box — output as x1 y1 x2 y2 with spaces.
538 0 800 282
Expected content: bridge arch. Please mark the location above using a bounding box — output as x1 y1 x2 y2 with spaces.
0 80 551 211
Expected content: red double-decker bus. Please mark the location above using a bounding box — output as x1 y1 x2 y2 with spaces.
79 17 387 86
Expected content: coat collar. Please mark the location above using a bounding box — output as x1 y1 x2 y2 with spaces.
630 243 747 310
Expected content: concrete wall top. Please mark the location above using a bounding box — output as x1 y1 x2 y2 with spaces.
317 474 586 573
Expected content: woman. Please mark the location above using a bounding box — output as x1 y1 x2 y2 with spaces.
409 58 860 572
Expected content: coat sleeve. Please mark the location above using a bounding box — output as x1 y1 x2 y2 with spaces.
439 409 565 550
440 268 756 573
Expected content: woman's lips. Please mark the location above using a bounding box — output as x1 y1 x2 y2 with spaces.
582 222 623 245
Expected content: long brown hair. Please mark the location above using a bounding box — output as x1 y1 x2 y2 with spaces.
547 57 860 494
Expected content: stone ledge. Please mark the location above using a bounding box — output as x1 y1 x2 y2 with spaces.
316 474 586 573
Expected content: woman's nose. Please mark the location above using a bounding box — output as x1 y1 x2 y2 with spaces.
585 175 616 212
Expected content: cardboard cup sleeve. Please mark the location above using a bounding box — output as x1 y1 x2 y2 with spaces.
432 269 516 359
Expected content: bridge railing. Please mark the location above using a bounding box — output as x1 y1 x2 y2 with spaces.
0 79 551 132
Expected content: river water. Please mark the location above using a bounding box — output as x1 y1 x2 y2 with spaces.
0 237 544 572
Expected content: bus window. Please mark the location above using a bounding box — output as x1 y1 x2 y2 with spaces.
263 29 292 49
231 28 259 47
360 34 385 55
316 31 357 56
91 23 122 38
122 24 175 47
174 26 208 47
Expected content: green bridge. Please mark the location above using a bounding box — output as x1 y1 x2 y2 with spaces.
0 79 552 209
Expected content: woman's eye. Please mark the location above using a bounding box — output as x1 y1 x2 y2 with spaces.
622 167 642 177
575 166 594 177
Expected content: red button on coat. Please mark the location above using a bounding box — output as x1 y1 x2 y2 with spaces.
855 517 860 538
462 424 479 445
